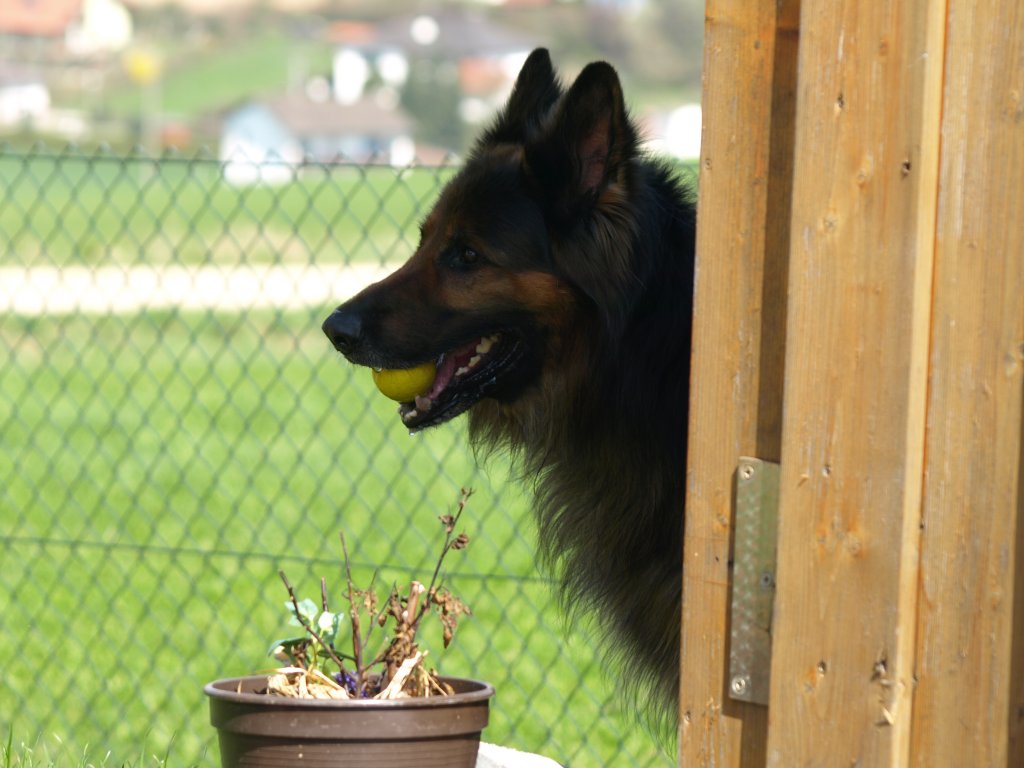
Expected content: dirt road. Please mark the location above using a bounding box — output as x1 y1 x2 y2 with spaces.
0 263 392 315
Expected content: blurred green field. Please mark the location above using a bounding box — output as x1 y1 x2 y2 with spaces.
101 31 334 121
0 153 455 268
0 309 671 767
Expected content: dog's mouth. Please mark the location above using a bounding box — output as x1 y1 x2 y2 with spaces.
397 332 526 430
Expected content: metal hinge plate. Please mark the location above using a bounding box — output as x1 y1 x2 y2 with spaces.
727 457 780 706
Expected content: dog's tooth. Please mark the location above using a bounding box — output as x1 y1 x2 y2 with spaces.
468 355 481 368
402 409 418 422
476 337 494 355
456 366 470 377
414 395 432 412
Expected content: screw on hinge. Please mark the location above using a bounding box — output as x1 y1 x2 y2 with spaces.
730 675 750 696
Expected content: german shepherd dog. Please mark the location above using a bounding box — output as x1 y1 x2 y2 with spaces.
323 49 695 717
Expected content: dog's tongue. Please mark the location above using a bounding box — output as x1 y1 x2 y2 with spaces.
410 335 496 408
427 351 463 399
404 334 502 420
428 336 490 397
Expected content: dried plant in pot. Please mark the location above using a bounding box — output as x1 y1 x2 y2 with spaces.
204 489 494 768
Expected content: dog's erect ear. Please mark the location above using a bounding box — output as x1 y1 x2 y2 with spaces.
526 61 642 336
480 48 561 147
526 60 637 218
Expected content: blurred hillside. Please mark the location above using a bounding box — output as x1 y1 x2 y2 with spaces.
0 0 703 158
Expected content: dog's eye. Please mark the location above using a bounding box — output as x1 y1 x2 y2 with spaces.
445 247 481 271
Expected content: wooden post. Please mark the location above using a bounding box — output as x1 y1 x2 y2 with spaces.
765 0 946 762
686 0 1022 763
680 0 798 764
911 0 1024 764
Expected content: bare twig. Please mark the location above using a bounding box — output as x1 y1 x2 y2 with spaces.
361 582 401 671
357 569 383 658
374 651 425 699
413 487 473 632
406 580 425 620
338 532 365 693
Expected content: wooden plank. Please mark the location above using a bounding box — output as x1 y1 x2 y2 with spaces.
679 0 799 764
765 0 946 763
1014 474 1024 766
911 0 1024 764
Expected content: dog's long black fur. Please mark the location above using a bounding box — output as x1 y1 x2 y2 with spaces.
324 49 695 719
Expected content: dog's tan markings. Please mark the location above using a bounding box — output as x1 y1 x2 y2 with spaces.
598 181 628 210
440 269 573 321
507 272 576 321
487 144 525 164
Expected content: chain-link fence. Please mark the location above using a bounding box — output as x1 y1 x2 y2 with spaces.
0 146 672 767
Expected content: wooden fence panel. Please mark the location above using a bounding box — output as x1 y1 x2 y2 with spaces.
686 0 1021 763
680 0 799 764
911 0 1024 764
764 0 946 764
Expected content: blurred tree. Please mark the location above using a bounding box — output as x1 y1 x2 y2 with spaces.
628 0 703 98
585 5 630 63
400 57 464 153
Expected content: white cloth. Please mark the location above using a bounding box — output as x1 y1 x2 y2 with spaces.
477 742 563 768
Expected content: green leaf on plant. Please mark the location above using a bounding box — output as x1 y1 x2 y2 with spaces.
286 598 319 625
268 637 308 664
267 636 306 658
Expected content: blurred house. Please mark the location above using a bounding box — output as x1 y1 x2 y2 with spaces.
219 92 414 186
329 8 535 129
0 0 131 54
0 66 50 127
66 0 133 55
0 64 91 140
0 0 82 37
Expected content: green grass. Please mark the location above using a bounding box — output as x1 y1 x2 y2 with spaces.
0 152 455 268
0 309 671 767
98 31 334 121
0 147 680 766
2 728 195 768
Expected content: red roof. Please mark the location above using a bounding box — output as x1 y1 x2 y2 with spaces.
0 0 82 36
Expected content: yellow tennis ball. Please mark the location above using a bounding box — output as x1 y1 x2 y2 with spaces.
371 362 437 402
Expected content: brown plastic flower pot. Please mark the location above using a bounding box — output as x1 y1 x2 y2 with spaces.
205 675 494 768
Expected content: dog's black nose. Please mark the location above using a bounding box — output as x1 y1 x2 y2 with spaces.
322 307 362 354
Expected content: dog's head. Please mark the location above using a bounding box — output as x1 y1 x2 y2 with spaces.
322 49 641 430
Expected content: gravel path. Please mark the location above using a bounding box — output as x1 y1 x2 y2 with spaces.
0 263 393 315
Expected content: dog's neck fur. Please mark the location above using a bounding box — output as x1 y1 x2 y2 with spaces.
469 159 693 718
